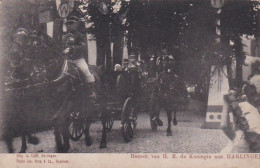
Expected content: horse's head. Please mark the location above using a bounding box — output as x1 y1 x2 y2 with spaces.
11 29 46 59
10 28 29 55
25 31 61 61
156 53 175 74
12 28 29 46
8 28 30 66
27 33 46 54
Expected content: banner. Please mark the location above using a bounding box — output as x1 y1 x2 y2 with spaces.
56 0 75 18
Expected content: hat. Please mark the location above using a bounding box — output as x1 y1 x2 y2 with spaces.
15 28 29 36
13 28 29 45
66 16 80 24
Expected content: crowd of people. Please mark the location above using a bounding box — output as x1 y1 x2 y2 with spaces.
220 61 260 153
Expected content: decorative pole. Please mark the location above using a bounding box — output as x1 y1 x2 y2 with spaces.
202 0 230 129
215 8 221 44
257 2 260 57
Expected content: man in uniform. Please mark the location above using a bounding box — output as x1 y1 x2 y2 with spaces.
63 16 96 99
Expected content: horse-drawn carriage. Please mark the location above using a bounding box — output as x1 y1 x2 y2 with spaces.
3 28 153 152
3 27 189 153
68 53 155 142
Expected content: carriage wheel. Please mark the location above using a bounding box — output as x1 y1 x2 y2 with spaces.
121 97 137 142
69 112 85 141
105 115 114 132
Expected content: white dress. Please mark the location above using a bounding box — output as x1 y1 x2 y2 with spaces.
221 101 260 153
220 130 251 153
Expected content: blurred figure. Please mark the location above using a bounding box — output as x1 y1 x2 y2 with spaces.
220 91 251 153
249 61 260 94
248 61 260 110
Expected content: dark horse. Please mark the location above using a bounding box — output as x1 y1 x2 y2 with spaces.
2 28 107 153
149 54 188 136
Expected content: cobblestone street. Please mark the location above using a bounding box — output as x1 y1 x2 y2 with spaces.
0 110 228 153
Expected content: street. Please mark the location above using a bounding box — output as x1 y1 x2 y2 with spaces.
0 110 228 153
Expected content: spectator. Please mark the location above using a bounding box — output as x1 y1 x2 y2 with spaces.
249 61 260 94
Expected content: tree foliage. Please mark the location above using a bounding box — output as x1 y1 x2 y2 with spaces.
0 0 258 90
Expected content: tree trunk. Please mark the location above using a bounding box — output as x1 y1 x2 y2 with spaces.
203 65 212 112
234 36 245 89
112 32 124 67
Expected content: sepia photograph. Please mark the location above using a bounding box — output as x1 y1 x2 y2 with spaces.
0 0 260 167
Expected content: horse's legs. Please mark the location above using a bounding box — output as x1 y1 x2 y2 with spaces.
155 99 163 126
149 99 157 123
100 118 107 148
4 135 14 153
19 128 39 153
173 106 178 126
166 106 172 136
85 122 93 146
149 96 161 130
54 121 63 153
54 114 70 153
99 108 107 148
20 130 27 153
61 121 70 153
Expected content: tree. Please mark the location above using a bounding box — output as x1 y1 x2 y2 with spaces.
221 0 258 88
